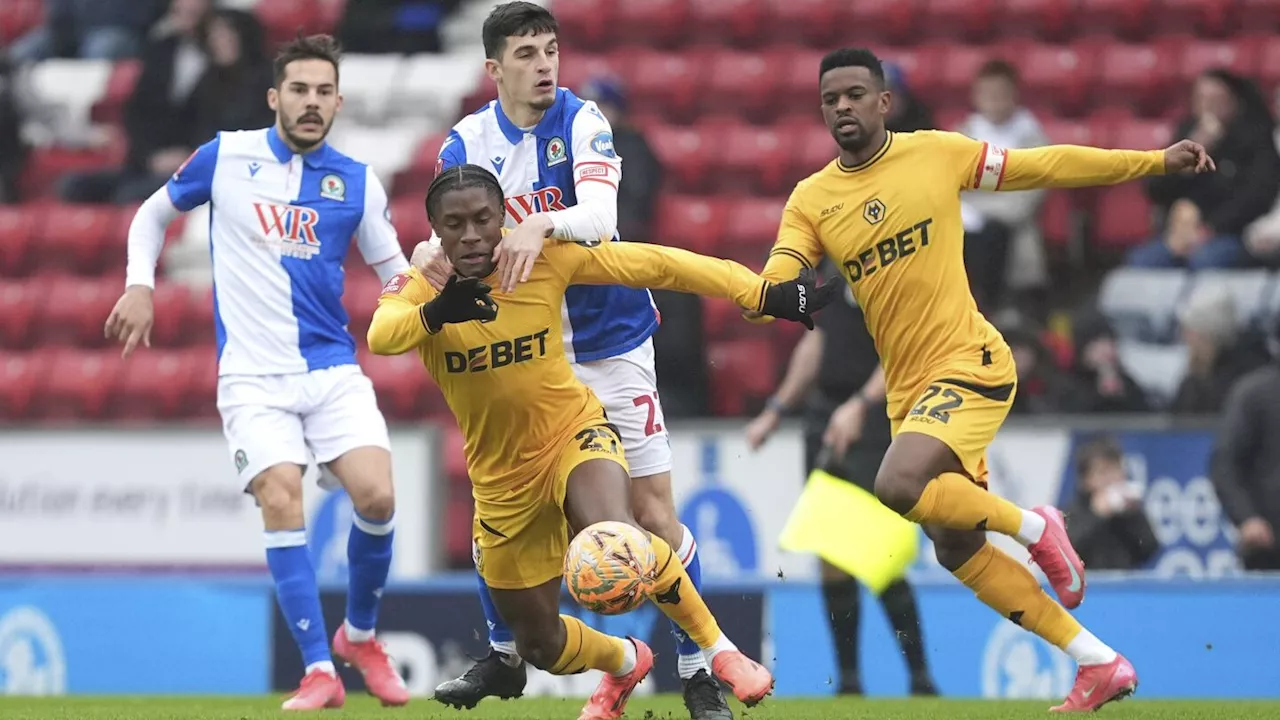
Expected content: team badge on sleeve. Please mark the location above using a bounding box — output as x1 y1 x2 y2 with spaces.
382 272 411 295
546 137 567 166
320 174 346 201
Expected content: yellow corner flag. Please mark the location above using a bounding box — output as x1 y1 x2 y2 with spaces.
779 469 919 594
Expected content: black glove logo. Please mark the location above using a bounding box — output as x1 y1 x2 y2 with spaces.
420 275 499 333
761 268 839 330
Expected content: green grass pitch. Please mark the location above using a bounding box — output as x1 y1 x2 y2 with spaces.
2 696 1278 719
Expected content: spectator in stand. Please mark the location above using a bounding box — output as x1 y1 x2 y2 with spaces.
1171 283 1267 415
1061 311 1149 414
0 57 25 203
1241 87 1280 265
59 0 213 204
6 0 165 63
882 61 934 134
338 0 462 54
1211 332 1280 570
191 9 274 141
1130 69 1280 269
956 60 1050 316
1066 436 1158 571
1003 320 1070 415
582 75 708 417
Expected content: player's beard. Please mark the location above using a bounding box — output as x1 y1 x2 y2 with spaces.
282 111 330 150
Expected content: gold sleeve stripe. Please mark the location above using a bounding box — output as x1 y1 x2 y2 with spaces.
769 247 813 270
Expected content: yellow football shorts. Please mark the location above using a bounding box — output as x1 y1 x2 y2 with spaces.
473 419 629 591
891 374 1017 488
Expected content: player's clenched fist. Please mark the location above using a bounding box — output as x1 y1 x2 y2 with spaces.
760 268 840 330
104 286 154 358
419 275 498 333
411 240 454 291
1164 139 1216 175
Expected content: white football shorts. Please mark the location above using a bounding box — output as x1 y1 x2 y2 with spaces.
572 337 672 478
217 364 391 490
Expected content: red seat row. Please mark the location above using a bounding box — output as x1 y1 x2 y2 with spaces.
555 0 1279 49
547 37 1280 123
0 202 186 277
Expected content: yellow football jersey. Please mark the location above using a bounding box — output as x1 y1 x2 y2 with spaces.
367 241 768 501
762 130 1164 418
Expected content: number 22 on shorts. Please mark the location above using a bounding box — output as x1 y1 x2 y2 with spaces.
909 384 964 423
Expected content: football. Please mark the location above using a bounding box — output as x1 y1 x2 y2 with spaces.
564 521 657 615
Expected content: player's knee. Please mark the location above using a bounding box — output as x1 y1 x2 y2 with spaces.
874 464 928 516
514 628 562 672
931 530 986 572
251 466 304 523
350 482 395 523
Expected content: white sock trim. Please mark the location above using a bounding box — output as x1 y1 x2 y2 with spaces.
677 651 709 678
305 660 336 676
1064 628 1118 666
344 620 374 643
353 512 395 536
700 632 739 666
677 524 697 567
264 528 308 549
611 639 638 677
492 639 520 664
1015 509 1047 547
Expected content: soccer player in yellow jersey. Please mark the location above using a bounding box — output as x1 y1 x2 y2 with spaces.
757 49 1216 713
368 165 835 720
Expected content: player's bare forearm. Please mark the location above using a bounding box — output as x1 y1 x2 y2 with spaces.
857 365 886 404
773 329 825 408
570 242 767 313
997 144 1166 191
367 299 431 355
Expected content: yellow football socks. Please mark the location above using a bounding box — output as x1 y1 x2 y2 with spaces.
646 535 723 649
954 542 1082 650
904 472 1025 536
550 615 626 675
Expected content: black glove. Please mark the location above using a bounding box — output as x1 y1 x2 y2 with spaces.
760 268 840 330
419 275 498 333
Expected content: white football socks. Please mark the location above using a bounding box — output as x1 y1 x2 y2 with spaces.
1015 509 1047 547
344 620 374 643
492 640 522 666
306 660 336 676
700 633 739 666
1065 628 1118 666
611 639 639 677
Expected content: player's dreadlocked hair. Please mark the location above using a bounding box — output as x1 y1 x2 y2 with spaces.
274 33 342 87
819 48 886 89
425 164 506 222
482 2 558 59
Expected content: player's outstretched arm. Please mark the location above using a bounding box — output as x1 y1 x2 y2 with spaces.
957 132 1214 192
559 242 838 328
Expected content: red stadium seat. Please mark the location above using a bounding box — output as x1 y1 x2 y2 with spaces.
614 0 692 48
766 0 843 47
1040 190 1074 247
837 0 919 46
1076 0 1154 40
1154 0 1236 37
1017 44 1097 117
875 46 942 98
619 48 703 123
690 0 768 46
188 286 218 348
392 132 447 201
921 0 996 41
1261 36 1280 94
390 197 431 250
556 53 623 97
1092 42 1176 116
359 349 428 420
722 197 786 255
1039 118 1096 146
0 352 45 419
1239 0 1280 35
935 44 1004 108
149 282 195 347
553 0 617 50
701 298 746 340
1094 183 1155 247
707 339 778 416
443 424 468 480
32 204 115 273
993 0 1074 41
0 206 35 276
39 349 123 419
1105 117 1173 150
256 0 327 47
1175 38 1261 83
20 137 125 199
654 196 728 254
37 275 120 348
715 124 789 194
443 496 475 568
91 60 141 125
0 0 41 44
344 273 384 343
790 121 837 186
780 49 829 109
702 50 783 123
0 280 37 349
183 349 219 419
114 348 191 418
648 125 714 192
